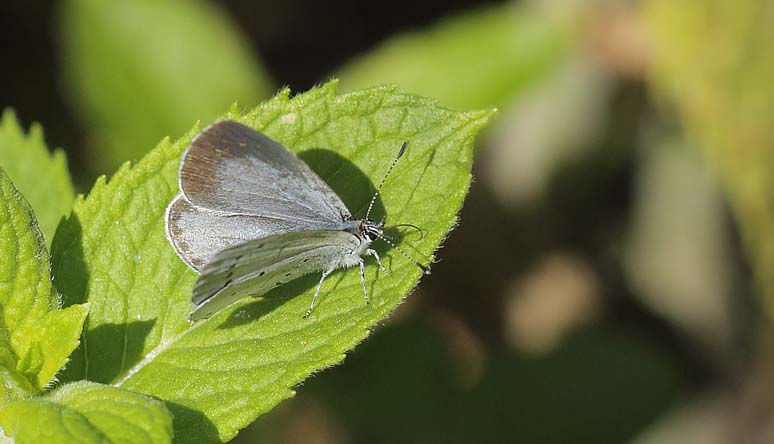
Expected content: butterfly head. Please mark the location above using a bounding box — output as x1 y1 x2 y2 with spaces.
356 141 431 275
359 218 385 242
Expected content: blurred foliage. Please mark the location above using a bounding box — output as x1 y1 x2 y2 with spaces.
58 0 273 175
0 110 75 244
248 317 679 444
337 2 571 109
625 136 734 358
644 0 774 321
481 55 612 205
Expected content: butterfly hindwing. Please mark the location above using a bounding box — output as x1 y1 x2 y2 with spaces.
189 229 361 320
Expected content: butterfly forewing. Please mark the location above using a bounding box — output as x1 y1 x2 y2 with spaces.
180 121 350 225
190 230 361 320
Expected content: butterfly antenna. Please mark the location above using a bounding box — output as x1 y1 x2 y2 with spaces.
365 141 409 220
375 232 431 275
387 223 425 240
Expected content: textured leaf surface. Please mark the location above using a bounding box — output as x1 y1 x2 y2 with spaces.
59 0 273 174
0 109 75 244
51 81 494 442
0 168 88 402
337 3 570 109
644 0 774 320
0 381 173 444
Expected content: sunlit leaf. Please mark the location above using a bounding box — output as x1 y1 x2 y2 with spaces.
51 81 494 442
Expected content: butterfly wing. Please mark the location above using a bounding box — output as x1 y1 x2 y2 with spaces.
166 120 354 269
179 120 350 225
189 229 361 320
166 194 317 270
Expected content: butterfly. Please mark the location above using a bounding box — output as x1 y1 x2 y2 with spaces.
165 121 428 320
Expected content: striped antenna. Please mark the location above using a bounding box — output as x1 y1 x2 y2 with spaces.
365 141 408 220
375 232 431 275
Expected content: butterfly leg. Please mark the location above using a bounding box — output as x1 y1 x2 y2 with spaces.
359 259 369 305
366 248 389 275
304 267 334 318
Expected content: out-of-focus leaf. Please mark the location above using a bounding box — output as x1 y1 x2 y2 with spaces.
0 109 75 244
0 381 173 444
625 137 734 355
0 168 88 403
483 55 612 205
336 3 571 109
249 320 678 444
451 326 677 444
644 0 774 320
59 0 274 174
50 81 494 443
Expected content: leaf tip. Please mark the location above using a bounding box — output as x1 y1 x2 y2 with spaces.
468 107 498 123
460 107 498 140
1 107 19 128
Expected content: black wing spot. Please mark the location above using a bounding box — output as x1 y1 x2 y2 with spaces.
212 264 237 296
285 272 292 277
303 258 309 263
259 271 265 277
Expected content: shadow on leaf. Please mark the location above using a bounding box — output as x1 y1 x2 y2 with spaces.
51 212 88 308
89 319 156 383
51 212 89 382
217 290 295 329
50 212 159 383
299 148 385 220
164 400 220 444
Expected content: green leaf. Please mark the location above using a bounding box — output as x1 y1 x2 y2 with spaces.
644 0 774 320
336 3 571 109
0 109 75 244
58 0 274 174
0 168 89 402
0 381 174 444
51 81 494 442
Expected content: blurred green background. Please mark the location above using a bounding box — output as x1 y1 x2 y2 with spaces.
2 0 773 442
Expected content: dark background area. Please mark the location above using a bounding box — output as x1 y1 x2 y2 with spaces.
1 0 502 170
